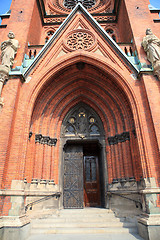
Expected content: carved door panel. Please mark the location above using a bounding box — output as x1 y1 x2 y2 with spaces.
63 145 84 208
84 156 100 207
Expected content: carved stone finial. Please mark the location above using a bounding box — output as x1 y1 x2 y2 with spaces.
0 32 19 107
142 28 160 80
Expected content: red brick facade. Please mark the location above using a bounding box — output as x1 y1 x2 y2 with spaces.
0 0 160 216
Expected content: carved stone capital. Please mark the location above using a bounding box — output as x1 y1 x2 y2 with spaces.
108 131 130 145
35 134 42 143
48 138 57 146
35 134 57 146
40 136 50 145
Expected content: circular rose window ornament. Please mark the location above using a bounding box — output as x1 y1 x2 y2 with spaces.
64 29 96 51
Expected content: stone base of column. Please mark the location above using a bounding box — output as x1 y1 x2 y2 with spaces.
137 213 160 240
0 215 30 240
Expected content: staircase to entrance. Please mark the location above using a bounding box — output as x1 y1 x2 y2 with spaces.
27 208 143 239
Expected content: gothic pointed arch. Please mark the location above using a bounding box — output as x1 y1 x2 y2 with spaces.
22 60 144 193
61 102 104 139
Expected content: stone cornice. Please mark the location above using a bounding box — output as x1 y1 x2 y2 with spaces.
140 188 160 194
137 213 160 225
0 189 60 196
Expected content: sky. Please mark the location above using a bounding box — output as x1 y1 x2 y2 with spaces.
0 0 160 16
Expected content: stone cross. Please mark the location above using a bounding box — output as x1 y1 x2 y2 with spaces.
142 28 160 80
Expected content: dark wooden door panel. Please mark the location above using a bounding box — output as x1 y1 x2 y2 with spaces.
63 145 84 208
84 156 100 207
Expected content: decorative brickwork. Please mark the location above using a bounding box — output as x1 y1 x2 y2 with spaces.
0 2 160 235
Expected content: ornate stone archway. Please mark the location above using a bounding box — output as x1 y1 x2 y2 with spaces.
61 103 106 208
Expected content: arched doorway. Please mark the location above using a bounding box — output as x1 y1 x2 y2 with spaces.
61 103 107 208
24 61 143 214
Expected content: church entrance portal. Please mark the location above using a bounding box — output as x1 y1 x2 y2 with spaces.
61 104 106 209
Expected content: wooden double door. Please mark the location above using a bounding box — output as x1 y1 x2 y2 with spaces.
63 144 100 208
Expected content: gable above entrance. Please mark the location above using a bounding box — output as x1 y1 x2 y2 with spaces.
22 3 139 80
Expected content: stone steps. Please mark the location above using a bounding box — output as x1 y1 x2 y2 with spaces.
30 208 138 235
32 217 121 223
31 227 137 234
31 222 135 228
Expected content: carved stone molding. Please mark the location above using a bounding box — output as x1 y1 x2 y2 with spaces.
94 15 116 22
64 29 96 51
48 0 111 15
62 105 103 138
64 0 95 10
108 178 146 194
40 136 50 145
35 134 42 143
44 15 116 25
108 131 130 145
48 138 57 146
35 134 57 146
44 17 66 24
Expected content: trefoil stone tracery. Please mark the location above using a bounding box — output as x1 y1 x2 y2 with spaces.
63 0 96 10
62 105 103 138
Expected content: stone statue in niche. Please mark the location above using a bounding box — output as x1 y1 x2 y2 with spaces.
0 31 19 107
1 31 19 70
142 28 160 80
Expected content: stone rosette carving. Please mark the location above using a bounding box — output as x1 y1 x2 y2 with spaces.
64 29 96 51
142 28 160 80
